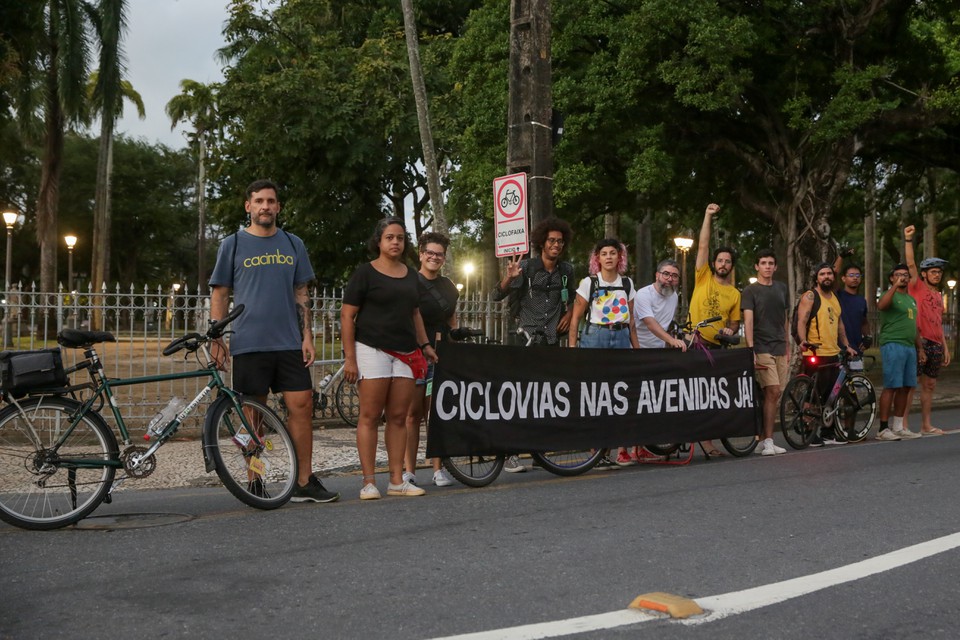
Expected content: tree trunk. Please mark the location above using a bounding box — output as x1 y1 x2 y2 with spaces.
197 136 207 294
400 0 446 234
37 75 64 296
864 174 877 315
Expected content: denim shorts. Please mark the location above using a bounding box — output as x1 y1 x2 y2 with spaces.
579 324 632 349
881 342 917 389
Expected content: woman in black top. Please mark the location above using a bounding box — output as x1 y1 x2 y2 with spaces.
404 232 459 487
342 218 438 500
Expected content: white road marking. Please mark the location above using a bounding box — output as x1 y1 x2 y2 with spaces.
428 531 960 639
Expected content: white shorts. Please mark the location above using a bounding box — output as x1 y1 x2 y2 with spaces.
356 342 414 380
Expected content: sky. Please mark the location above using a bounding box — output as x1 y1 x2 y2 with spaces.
113 0 228 148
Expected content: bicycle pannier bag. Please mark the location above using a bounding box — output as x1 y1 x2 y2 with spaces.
0 348 69 397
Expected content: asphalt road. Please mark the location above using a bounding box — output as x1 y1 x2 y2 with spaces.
3 409 960 640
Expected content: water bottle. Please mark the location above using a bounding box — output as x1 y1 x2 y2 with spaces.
318 373 333 390
145 397 186 439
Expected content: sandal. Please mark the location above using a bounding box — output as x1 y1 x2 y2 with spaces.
702 445 726 457
921 428 945 436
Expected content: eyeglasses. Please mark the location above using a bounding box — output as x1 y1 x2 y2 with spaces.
893 272 909 278
659 271 681 279
422 250 446 259
844 273 862 278
545 237 565 246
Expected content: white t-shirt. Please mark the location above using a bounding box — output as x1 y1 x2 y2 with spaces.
574 275 635 325
633 283 679 348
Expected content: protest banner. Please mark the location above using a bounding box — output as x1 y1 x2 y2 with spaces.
426 342 758 457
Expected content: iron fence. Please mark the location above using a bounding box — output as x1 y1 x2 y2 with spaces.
1 282 508 432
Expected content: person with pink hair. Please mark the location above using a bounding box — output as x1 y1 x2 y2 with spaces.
569 238 639 467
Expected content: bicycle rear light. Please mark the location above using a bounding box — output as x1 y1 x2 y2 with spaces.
805 354 818 365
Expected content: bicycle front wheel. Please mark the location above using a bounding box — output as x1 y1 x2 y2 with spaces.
530 449 604 476
644 443 681 456
334 378 360 427
837 375 877 442
205 397 297 509
0 396 118 530
442 455 505 487
780 376 821 450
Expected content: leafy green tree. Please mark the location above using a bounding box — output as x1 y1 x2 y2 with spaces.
88 0 144 309
166 78 219 293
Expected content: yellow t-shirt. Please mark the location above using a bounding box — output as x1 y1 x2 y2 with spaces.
689 264 742 345
803 291 841 357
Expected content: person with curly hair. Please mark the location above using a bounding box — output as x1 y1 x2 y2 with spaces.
492 217 576 472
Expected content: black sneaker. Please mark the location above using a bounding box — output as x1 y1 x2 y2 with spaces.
290 475 340 503
594 456 621 470
809 434 824 447
248 477 270 499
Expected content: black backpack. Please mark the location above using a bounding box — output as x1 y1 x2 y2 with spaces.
506 257 574 323
790 289 821 345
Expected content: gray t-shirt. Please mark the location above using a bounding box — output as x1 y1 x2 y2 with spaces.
740 280 789 355
208 229 315 355
633 283 678 348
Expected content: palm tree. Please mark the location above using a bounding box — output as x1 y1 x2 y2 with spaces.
28 0 92 294
166 79 219 294
87 0 143 303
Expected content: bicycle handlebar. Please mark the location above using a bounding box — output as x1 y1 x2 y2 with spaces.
161 304 246 357
450 326 484 341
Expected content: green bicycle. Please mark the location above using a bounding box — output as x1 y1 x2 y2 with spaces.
0 304 298 530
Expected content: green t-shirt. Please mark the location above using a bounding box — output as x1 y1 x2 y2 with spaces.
879 291 917 347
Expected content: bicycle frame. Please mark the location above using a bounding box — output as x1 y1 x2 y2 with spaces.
12 342 255 476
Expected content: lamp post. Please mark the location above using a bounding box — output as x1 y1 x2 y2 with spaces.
949 279 957 361
3 210 18 347
463 262 475 305
673 235 694 320
64 234 77 293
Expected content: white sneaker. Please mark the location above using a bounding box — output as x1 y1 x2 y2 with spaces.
360 483 381 500
893 428 921 440
759 439 786 456
433 469 454 487
402 471 418 485
876 429 901 441
387 480 426 497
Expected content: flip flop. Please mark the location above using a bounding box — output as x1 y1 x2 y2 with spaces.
921 428 945 436
703 447 727 457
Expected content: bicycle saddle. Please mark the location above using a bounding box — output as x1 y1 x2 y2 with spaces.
57 329 117 348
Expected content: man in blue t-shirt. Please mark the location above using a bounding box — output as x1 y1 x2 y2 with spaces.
209 179 339 504
833 253 871 353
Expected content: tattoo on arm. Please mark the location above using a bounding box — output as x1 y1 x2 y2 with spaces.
295 284 311 337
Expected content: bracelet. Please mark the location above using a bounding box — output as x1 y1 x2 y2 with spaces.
419 342 431 350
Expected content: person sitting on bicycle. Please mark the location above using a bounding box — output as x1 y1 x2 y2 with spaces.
568 238 639 467
796 262 858 446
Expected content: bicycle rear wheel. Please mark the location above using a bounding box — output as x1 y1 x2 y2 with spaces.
530 449 604 476
442 455 505 487
722 379 761 456
334 378 360 427
836 375 876 442
0 397 118 530
780 375 821 450
205 397 297 509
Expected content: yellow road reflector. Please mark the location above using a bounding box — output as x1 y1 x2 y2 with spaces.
629 592 703 619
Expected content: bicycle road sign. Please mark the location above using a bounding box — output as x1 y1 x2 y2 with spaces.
493 172 529 258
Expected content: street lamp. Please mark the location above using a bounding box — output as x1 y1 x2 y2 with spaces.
463 262 475 304
64 234 77 292
3 210 18 291
673 235 694 319
3 210 19 347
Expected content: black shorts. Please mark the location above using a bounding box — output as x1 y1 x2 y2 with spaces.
232 351 312 396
